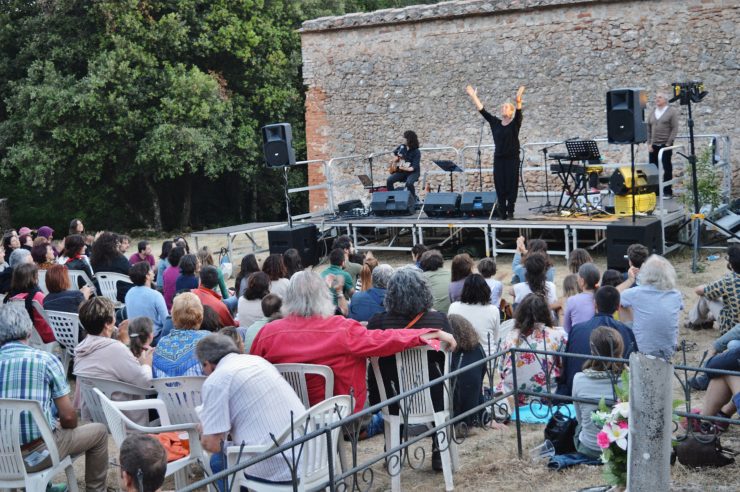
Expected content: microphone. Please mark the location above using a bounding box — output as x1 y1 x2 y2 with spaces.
565 136 580 141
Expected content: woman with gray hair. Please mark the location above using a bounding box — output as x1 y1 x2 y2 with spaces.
348 264 394 322
250 270 456 413
619 254 683 359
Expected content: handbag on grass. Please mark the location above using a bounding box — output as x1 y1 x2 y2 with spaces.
544 408 578 455
676 434 735 468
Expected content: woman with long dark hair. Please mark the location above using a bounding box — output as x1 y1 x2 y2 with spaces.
386 130 422 200
448 253 474 303
448 273 500 355
4 263 55 343
262 254 289 299
155 240 173 290
234 254 260 297
237 272 271 327
282 249 303 279
511 252 557 307
466 84 525 219
511 236 555 284
58 234 94 287
89 232 133 301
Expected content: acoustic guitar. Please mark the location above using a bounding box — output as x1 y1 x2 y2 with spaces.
389 144 407 174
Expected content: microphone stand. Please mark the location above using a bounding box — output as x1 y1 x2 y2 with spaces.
476 119 485 191
530 142 561 213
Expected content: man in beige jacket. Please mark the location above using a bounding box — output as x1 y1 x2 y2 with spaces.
647 91 680 197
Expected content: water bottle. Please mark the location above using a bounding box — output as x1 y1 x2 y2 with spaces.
707 254 720 261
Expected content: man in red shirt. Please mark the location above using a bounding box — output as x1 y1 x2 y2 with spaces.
191 266 236 327
250 270 456 412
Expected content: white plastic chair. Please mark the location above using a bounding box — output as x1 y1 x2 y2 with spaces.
42 307 83 373
37 269 49 295
226 395 352 492
93 272 131 307
152 376 206 425
273 364 334 408
370 346 459 492
67 270 95 293
94 388 211 491
75 375 156 430
0 399 79 492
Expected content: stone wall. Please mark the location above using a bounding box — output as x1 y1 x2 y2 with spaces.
300 0 739 211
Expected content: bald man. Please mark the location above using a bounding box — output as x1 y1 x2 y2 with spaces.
647 91 680 197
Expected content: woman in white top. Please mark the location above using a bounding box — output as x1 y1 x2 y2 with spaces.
262 253 290 299
237 271 271 327
510 252 558 306
448 274 500 355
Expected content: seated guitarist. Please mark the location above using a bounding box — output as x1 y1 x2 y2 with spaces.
386 130 421 201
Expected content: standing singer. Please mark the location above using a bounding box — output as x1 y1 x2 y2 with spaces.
465 85 525 220
386 130 421 201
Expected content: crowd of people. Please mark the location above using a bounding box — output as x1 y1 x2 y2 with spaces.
1 221 738 490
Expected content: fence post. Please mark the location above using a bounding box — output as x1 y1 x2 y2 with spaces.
627 352 673 491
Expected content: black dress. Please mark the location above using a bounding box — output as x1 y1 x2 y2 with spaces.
480 108 523 216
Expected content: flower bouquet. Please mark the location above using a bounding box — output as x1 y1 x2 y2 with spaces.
591 370 630 489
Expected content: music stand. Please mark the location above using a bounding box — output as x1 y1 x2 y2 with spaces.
563 140 603 217
432 160 463 192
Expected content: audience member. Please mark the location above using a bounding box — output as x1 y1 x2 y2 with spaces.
498 294 566 404
600 269 622 288
356 251 379 291
262 253 290 299
197 247 231 300
282 248 303 279
333 234 362 284
200 305 225 332
699 367 740 431
90 232 133 302
218 326 246 354
69 218 85 236
251 270 455 412
411 244 428 269
118 235 131 255
320 248 355 306
477 257 503 306
153 292 208 378
557 286 637 396
124 262 168 338
31 243 55 270
511 237 555 284
563 263 600 333
234 253 260 297
155 240 173 290
572 327 625 460
567 248 593 274
74 298 153 424
119 434 167 492
2 232 20 263
448 273 500 354
349 263 393 322
619 255 683 359
173 236 190 254
238 271 271 327
448 253 474 303
129 240 156 269
0 248 33 294
0 241 7 273
241 293 282 352
689 244 740 333
0 303 108 492
58 234 95 288
191 265 236 327
37 226 57 256
127 317 154 359
511 252 558 307
420 249 451 313
197 334 306 484
175 254 200 294
19 233 33 251
162 246 186 310
448 314 487 426
4 263 55 343
43 264 92 316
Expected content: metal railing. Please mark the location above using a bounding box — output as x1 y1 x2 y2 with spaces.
287 159 333 220
181 339 739 492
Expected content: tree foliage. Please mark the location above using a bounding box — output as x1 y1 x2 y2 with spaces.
0 0 438 232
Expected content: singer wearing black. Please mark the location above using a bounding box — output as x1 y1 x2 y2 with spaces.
466 85 525 219
386 130 421 201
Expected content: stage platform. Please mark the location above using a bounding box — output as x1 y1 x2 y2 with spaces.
191 195 688 260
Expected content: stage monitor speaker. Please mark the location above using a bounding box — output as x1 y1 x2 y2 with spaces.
423 192 461 217
370 190 415 216
460 191 497 216
606 217 663 271
268 223 318 267
606 89 648 144
261 123 296 168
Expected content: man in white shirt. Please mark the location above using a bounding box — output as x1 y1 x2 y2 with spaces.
196 334 306 485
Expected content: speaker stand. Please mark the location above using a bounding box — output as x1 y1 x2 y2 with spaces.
283 166 293 229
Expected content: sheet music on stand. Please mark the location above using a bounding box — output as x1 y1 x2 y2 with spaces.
565 140 601 163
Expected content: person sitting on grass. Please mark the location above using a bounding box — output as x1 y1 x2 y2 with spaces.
320 248 355 307
567 248 593 274
562 263 600 334
420 249 451 314
448 273 500 355
119 434 168 492
511 236 555 285
191 265 236 328
348 263 393 322
477 257 503 307
240 293 282 353
688 243 740 333
448 253 474 303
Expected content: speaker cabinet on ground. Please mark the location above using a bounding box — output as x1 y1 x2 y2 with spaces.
268 223 318 267
370 191 415 216
423 192 461 217
606 89 647 144
606 217 663 271
261 123 296 167
460 192 497 217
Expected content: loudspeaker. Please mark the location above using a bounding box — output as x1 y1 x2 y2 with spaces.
460 192 497 216
370 191 415 216
423 192 461 217
261 123 296 168
606 89 648 144
268 223 318 267
606 217 663 271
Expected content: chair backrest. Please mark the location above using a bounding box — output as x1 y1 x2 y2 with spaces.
37 269 49 295
76 375 156 431
0 399 61 481
273 363 334 408
371 345 449 419
152 377 206 425
93 388 135 447
42 308 81 357
68 270 95 292
94 272 130 303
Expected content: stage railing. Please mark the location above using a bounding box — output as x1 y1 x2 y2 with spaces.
459 143 495 192
326 154 367 210
181 340 739 492
287 159 333 220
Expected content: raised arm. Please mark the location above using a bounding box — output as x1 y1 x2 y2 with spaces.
516 86 525 110
466 85 484 112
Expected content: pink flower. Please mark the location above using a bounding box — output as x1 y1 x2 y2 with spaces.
597 431 611 449
617 420 629 430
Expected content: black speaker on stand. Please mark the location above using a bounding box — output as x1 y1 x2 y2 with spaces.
262 123 296 168
268 223 318 267
606 89 648 144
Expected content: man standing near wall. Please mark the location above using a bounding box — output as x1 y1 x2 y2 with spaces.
647 92 680 197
